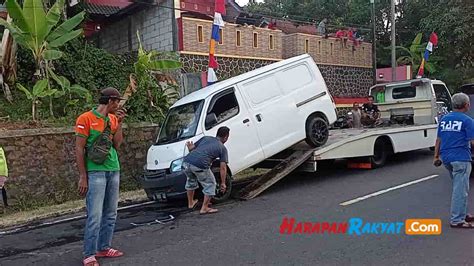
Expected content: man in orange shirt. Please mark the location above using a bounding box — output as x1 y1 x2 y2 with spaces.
75 88 126 266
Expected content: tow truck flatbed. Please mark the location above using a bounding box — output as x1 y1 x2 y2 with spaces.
239 124 437 200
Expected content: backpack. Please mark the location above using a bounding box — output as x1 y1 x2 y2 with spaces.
86 120 113 164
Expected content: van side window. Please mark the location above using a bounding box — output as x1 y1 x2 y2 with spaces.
433 84 453 111
392 86 416 99
206 89 239 129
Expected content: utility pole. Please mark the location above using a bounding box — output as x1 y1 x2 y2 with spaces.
371 0 376 84
391 0 396 81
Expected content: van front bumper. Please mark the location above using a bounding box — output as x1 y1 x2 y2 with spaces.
139 169 187 201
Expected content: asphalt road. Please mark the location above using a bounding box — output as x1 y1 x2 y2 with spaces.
1 149 473 265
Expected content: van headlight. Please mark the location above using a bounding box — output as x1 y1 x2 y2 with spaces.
170 158 184 173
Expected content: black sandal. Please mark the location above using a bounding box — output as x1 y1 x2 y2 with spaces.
465 214 474 223
450 221 474 229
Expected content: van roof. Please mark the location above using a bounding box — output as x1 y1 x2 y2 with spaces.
172 54 313 107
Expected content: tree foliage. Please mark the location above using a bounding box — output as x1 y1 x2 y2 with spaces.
245 0 474 89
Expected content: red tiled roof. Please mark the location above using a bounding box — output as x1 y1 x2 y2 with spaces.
86 0 131 9
271 19 317 35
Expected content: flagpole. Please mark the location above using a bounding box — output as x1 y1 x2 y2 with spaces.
390 0 396 81
370 0 376 84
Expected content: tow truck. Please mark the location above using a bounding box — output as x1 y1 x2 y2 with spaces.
141 77 451 202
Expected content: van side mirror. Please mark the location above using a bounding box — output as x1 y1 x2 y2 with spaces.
205 113 218 129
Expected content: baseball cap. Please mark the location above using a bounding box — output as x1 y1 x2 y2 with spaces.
100 87 125 100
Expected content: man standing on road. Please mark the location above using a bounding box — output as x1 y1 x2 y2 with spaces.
434 93 474 229
183 126 229 215
75 88 127 266
0 146 8 209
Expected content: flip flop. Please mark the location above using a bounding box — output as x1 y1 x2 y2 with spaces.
465 214 474 223
83 256 99 266
96 248 124 258
189 200 199 210
200 208 218 215
450 222 474 229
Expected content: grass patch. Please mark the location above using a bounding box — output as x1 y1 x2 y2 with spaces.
233 168 270 181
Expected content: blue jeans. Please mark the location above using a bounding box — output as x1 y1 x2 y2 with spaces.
83 171 120 257
444 162 471 224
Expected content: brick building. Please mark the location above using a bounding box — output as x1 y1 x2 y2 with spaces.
85 0 373 100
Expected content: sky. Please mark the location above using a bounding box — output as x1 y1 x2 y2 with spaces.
235 0 264 6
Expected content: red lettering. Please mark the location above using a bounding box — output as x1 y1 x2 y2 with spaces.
338 222 348 234
304 223 312 234
321 222 330 233
329 223 338 234
279 217 295 234
294 222 303 234
312 223 320 233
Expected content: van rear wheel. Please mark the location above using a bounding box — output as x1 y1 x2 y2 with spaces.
305 116 329 147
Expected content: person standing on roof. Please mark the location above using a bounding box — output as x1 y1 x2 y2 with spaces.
317 18 328 38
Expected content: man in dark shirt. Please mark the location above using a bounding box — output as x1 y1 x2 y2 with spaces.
361 95 381 127
183 126 230 214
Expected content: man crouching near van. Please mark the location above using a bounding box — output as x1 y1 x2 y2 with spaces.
183 126 230 214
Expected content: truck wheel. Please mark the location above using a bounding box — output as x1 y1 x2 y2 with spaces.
211 169 232 204
370 138 388 168
305 116 329 147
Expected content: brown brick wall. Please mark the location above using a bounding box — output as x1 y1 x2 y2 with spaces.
182 17 372 68
182 17 283 59
282 34 372 67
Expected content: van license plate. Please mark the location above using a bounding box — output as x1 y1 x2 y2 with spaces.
155 193 167 201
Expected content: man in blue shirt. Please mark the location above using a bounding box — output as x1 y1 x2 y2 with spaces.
434 93 474 228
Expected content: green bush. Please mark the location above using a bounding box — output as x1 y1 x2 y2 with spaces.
55 38 135 97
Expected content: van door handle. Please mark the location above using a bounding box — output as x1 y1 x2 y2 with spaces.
243 118 250 124
256 114 262 122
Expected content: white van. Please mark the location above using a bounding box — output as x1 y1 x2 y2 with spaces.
139 54 337 202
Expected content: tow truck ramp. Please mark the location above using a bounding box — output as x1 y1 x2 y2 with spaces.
238 125 436 200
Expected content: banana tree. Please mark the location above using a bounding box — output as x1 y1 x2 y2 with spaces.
395 33 439 76
128 31 182 121
0 0 85 115
17 79 57 121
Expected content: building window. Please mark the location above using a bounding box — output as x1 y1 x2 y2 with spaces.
330 43 333 55
269 34 275 50
318 41 321 54
236 30 241 47
304 39 309 53
197 25 203 43
253 32 258 48
194 4 198 10
219 28 224 45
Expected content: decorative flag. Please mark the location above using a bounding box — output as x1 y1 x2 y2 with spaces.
207 0 226 85
416 32 438 78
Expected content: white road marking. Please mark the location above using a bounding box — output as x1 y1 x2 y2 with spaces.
340 174 439 206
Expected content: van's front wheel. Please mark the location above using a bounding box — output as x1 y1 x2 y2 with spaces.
211 169 232 204
306 116 329 147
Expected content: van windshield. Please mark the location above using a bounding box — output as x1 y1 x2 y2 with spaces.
156 100 204 145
